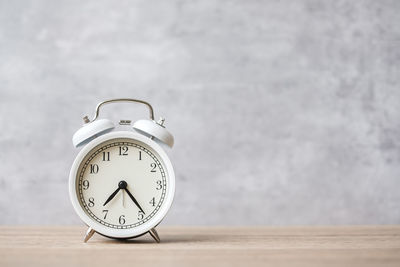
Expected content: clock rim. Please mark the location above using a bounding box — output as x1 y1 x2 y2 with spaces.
69 131 175 239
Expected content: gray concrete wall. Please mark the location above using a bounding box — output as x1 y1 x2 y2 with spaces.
0 0 399 225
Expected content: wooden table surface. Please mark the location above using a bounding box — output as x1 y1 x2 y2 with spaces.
0 226 399 267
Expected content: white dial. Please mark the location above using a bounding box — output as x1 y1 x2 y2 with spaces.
77 138 166 229
69 131 175 238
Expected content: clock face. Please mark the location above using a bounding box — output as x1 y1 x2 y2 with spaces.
75 138 168 230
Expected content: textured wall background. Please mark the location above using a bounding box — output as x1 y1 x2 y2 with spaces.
0 0 399 225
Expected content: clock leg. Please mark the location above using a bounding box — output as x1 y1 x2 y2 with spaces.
83 227 96 243
148 228 160 243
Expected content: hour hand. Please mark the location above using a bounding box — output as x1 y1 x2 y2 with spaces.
125 188 145 214
103 187 120 206
104 180 129 206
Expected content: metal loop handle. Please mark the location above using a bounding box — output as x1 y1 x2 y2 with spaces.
89 98 154 122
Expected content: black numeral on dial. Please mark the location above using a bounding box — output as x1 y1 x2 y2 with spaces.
102 151 110 161
82 180 89 190
88 197 95 207
119 215 126 225
102 210 108 219
149 197 156 207
156 180 163 190
90 164 99 174
119 146 128 156
137 211 144 220
150 163 157 172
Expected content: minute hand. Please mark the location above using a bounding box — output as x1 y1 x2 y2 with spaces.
124 188 145 214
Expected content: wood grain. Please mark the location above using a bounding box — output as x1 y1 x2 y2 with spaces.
0 226 399 267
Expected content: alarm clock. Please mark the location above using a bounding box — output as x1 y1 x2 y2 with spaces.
69 98 175 243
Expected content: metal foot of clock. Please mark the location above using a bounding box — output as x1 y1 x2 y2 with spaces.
148 228 160 243
83 227 95 243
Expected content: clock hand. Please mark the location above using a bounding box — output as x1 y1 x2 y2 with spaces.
103 187 120 206
103 180 127 206
124 187 145 214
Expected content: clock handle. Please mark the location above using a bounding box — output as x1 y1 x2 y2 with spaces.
86 98 155 123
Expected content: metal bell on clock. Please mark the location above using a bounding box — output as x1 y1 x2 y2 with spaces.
72 118 115 147
133 118 174 148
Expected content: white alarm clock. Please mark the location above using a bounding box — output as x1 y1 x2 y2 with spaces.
69 99 175 243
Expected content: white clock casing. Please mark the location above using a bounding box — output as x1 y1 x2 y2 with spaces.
69 131 175 239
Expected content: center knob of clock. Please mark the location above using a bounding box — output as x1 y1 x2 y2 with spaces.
118 180 128 189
